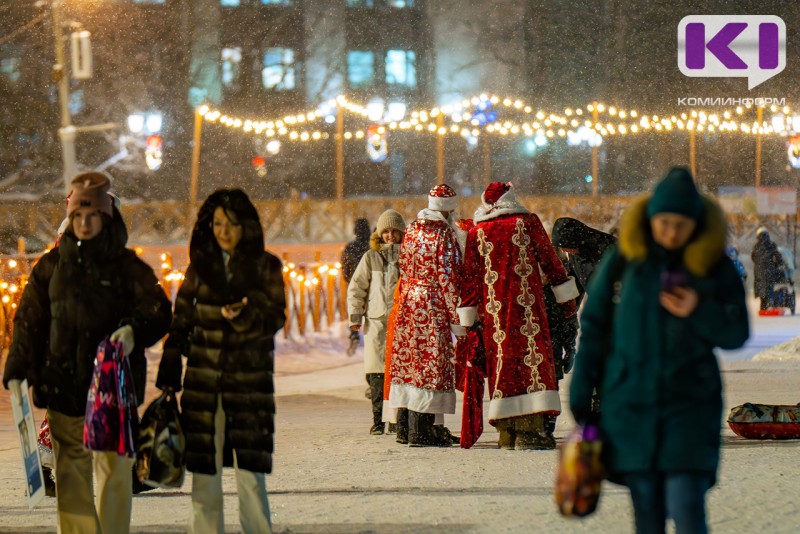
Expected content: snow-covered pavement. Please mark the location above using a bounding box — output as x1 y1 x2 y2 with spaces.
0 304 798 532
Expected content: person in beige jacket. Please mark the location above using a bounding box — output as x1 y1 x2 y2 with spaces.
347 209 405 435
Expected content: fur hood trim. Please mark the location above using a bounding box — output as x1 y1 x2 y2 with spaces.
618 194 728 276
473 184 530 223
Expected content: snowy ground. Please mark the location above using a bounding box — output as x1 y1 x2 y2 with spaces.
0 300 798 532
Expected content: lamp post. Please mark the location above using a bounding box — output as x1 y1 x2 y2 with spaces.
51 1 78 193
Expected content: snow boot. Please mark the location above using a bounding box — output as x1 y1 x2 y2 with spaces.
495 418 515 450
367 373 385 435
387 423 397 434
396 409 409 444
409 412 451 447
514 414 555 450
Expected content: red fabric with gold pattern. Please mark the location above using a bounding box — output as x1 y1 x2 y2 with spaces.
388 214 462 414
460 212 569 423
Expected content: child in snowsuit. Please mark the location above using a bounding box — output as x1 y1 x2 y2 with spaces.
347 209 405 435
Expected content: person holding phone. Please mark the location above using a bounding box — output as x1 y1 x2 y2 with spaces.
157 189 286 533
569 168 749 534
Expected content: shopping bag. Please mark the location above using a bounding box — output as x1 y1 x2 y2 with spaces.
83 337 138 457
555 424 604 517
136 389 185 488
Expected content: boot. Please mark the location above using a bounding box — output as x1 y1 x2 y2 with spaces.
368 373 385 435
545 415 557 435
495 418 515 450
387 423 397 434
433 425 461 444
396 408 409 444
514 414 556 450
409 412 451 447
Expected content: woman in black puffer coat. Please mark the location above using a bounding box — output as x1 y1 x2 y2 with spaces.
157 189 285 533
3 172 172 534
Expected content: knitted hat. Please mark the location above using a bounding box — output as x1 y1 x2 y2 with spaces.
376 209 405 234
67 172 113 217
428 184 458 212
646 167 703 220
483 182 511 205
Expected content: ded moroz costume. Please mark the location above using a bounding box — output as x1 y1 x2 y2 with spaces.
458 182 579 450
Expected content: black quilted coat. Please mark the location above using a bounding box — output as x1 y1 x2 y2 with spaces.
2 208 172 416
157 189 286 475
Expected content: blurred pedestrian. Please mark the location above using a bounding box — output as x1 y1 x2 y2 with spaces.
388 184 464 447
157 189 286 533
570 167 749 534
341 218 372 356
551 217 616 303
347 209 405 435
3 172 172 534
458 182 578 450
751 227 788 310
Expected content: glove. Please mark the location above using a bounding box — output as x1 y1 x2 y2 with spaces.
561 299 578 318
8 379 22 407
110 325 135 357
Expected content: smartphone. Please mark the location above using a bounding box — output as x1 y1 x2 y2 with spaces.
660 270 689 292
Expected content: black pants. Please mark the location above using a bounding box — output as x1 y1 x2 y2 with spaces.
366 373 384 426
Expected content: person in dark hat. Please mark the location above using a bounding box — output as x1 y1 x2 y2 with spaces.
569 167 749 534
157 188 286 532
341 218 372 356
4 171 172 534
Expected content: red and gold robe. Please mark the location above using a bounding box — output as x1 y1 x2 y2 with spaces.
388 209 463 415
458 200 578 423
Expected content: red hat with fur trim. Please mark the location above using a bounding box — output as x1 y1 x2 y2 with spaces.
428 184 458 212
483 182 511 205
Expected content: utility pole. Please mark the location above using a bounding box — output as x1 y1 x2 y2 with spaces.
52 1 78 193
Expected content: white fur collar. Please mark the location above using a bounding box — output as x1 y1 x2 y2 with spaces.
417 208 456 227
473 186 529 223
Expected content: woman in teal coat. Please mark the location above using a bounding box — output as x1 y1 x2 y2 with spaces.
570 168 749 534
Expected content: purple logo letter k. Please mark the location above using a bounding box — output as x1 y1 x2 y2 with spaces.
686 22 748 70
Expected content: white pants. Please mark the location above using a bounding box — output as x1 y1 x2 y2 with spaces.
189 395 272 534
48 409 135 534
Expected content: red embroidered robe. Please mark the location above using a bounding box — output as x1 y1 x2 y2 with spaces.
388 210 462 414
459 208 578 423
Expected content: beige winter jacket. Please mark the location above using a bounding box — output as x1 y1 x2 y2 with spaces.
347 238 401 373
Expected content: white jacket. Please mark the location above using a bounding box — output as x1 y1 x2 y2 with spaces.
347 239 401 373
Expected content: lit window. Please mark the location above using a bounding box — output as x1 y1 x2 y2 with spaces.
261 0 293 4
385 50 416 88
220 0 240 6
346 0 375 7
262 48 296 90
388 0 414 6
221 47 242 87
347 51 374 89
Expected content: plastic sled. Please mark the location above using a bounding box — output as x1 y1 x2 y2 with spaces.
728 403 800 439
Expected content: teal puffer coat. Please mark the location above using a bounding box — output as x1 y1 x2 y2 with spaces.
569 196 749 482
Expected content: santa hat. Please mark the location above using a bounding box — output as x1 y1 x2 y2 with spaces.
428 184 458 212
67 172 113 218
482 182 512 205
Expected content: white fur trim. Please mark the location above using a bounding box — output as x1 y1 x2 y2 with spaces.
417 208 457 228
473 184 530 223
389 383 456 414
552 276 580 303
458 306 478 326
450 324 467 337
428 194 458 212
487 390 561 421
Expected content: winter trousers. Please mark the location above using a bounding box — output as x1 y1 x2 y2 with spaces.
48 409 135 534
623 471 712 534
367 373 385 426
190 395 272 534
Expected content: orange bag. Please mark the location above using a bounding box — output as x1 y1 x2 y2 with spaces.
555 424 604 517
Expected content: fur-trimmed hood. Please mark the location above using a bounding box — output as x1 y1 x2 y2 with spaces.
618 194 727 276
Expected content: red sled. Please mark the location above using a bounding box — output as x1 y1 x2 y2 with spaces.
727 403 800 439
